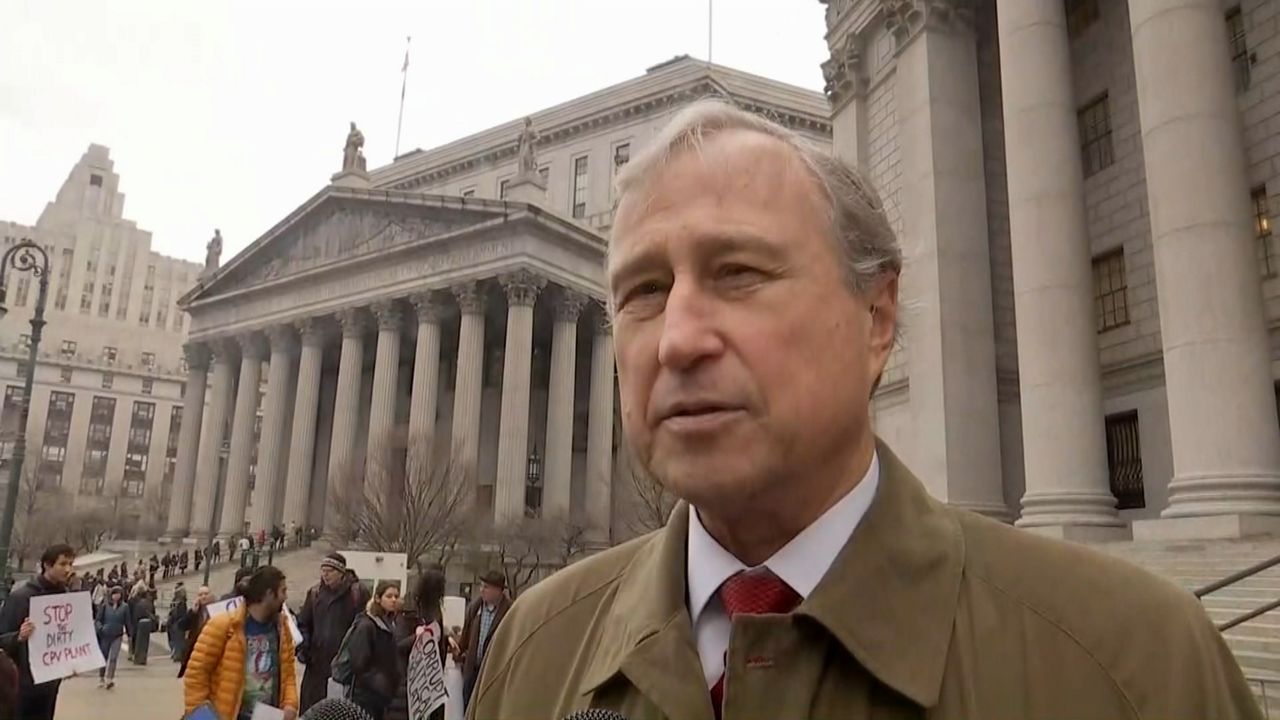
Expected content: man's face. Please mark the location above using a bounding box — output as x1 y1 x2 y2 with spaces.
265 581 288 615
196 586 212 606
608 130 896 519
480 582 503 605
320 566 343 588
44 554 75 586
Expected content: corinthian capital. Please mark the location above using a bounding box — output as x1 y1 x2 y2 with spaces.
183 343 212 372
500 270 546 308
336 308 369 339
452 282 487 315
371 300 403 332
882 0 973 53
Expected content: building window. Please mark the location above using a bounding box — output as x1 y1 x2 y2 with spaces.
80 281 94 314
101 372 113 390
60 340 77 359
122 401 155 498
1079 94 1114 177
1065 0 1100 39
461 188 476 198
0 385 24 469
1255 186 1275 276
1105 411 1145 510
162 406 182 504
98 281 112 317
141 351 155 369
89 173 103 187
141 378 153 395
39 391 75 488
54 248 73 311
499 179 510 200
179 356 189 375
1228 7 1251 93
1093 249 1129 332
59 367 73 384
572 155 589 218
102 346 117 364
80 396 116 495
17 335 29 351
14 276 30 307
16 361 28 379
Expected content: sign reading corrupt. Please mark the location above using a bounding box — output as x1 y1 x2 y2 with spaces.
407 621 447 719
29 591 104 684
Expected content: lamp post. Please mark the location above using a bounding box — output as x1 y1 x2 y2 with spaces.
524 447 543 519
0 239 51 603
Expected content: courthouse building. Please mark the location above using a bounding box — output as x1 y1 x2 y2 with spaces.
821 0 1280 540
161 56 831 544
0 145 202 537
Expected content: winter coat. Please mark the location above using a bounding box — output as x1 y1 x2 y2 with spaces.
0 574 67 690
458 594 511 685
177 605 210 678
385 610 448 720
96 601 131 641
183 605 299 720
348 611 399 716
297 574 370 712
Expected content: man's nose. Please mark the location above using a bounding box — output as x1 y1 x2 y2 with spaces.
657 279 724 370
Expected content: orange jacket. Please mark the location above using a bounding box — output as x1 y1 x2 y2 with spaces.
183 605 299 720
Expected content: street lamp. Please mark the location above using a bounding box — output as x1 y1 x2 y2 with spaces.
0 239 51 603
524 447 543 519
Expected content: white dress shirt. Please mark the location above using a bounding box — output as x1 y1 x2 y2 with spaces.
686 453 880 686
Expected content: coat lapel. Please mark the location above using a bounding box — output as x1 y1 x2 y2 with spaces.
579 503 715 720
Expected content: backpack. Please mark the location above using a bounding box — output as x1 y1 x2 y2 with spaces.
328 618 360 686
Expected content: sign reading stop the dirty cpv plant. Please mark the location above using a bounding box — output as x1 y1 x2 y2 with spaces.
29 591 105 684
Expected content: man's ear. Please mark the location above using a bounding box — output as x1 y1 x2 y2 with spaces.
866 272 899 384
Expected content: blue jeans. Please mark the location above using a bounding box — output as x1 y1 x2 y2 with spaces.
99 635 122 681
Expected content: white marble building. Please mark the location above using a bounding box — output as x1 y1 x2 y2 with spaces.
162 57 832 544
0 146 202 537
823 0 1280 540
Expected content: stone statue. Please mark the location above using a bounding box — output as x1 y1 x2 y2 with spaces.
203 229 223 275
516 117 539 177
342 121 367 173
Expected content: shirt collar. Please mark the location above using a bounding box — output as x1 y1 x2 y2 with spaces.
686 452 880 625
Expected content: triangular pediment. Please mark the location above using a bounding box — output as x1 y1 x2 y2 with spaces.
189 188 515 301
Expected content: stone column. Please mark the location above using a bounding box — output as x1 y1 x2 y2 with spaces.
248 326 297 532
998 0 1125 538
282 318 326 530
451 283 487 480
408 293 443 466
188 341 237 541
162 343 209 540
886 0 1008 519
1128 0 1280 536
544 291 586 520
218 334 266 539
494 271 546 524
585 312 615 542
327 308 368 500
366 300 403 489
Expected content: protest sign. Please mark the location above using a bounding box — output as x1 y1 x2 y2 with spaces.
407 621 447 720
205 596 243 618
28 591 105 684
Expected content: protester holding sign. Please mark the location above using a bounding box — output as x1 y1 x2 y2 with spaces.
0 543 76 720
386 567 447 720
28 591 106 685
184 566 299 720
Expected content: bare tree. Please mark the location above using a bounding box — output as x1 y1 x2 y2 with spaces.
65 506 113 554
620 443 677 537
138 490 169 540
327 432 474 570
9 457 58 572
465 513 593 598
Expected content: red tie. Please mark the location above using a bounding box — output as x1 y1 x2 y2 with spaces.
709 569 801 719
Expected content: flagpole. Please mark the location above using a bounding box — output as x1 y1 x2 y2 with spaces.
707 0 713 66
395 36 411 159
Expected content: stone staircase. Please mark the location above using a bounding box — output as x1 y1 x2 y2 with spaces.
1093 537 1280 715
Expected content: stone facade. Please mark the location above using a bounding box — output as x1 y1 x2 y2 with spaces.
0 145 202 537
824 0 1280 539
166 57 833 545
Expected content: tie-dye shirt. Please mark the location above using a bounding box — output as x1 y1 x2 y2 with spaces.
238 615 279 720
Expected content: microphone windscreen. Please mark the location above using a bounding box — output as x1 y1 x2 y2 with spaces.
563 710 628 720
300 698 375 720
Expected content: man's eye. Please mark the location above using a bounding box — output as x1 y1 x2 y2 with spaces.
717 265 764 283
619 281 665 307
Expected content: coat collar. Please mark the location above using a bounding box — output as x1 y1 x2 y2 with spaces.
579 440 963 712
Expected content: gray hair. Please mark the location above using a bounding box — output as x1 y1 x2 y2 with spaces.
611 99 902 297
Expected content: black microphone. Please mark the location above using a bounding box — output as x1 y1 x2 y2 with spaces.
300 698 374 720
563 710 627 720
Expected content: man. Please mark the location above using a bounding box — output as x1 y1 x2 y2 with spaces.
167 583 189 661
296 552 370 712
177 585 214 678
455 571 511 711
467 101 1260 719
0 543 75 719
184 566 299 720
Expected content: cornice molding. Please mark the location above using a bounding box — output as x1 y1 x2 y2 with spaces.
882 0 975 54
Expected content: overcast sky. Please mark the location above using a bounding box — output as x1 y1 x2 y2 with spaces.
1 1 828 263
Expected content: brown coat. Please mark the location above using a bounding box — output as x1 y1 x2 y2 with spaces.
459 594 512 683
469 441 1261 720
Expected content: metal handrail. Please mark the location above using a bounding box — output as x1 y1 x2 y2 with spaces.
1194 552 1280 632
1247 674 1280 719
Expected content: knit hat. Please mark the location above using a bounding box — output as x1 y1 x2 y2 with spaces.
320 552 347 573
301 698 373 720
